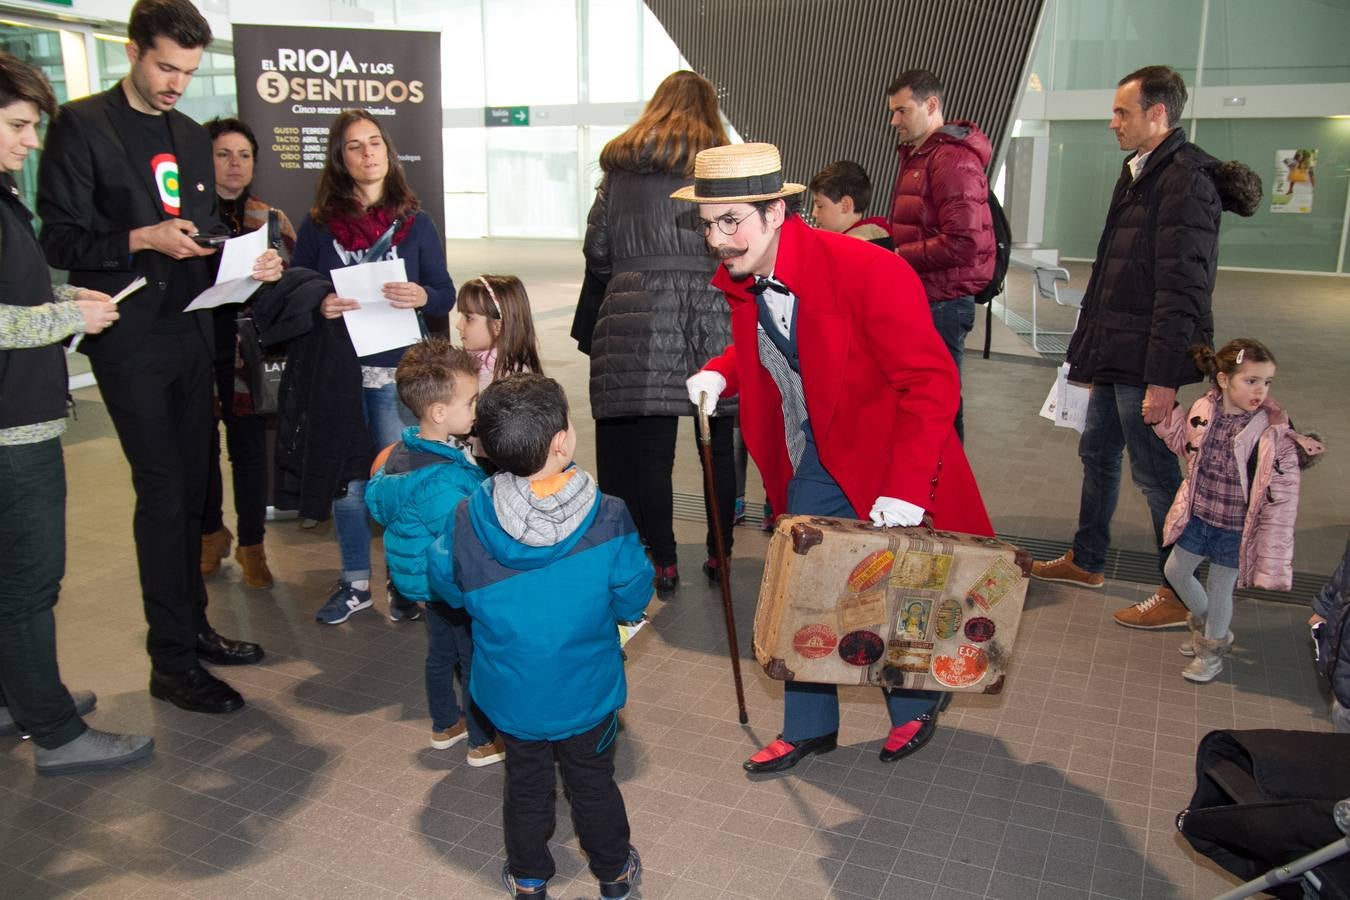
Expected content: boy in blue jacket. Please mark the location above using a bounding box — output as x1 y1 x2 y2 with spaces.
365 337 503 765
428 374 652 900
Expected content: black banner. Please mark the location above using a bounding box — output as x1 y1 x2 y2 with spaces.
232 24 444 239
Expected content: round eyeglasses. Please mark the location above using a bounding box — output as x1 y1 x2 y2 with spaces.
695 209 756 237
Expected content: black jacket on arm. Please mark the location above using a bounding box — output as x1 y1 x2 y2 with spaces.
250 267 371 522
1066 128 1221 389
582 167 734 419
36 85 218 360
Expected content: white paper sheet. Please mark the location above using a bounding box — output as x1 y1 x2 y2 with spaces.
183 226 269 311
68 276 148 353
1039 363 1088 433
330 258 420 357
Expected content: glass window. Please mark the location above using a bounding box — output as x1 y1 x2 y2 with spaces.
397 0 485 108
486 126 579 238
483 0 577 105
1049 0 1201 91
587 0 641 103
1197 118 1349 272
1041 120 1119 258
1203 0 1350 86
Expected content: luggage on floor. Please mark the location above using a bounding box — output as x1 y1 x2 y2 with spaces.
753 515 1031 694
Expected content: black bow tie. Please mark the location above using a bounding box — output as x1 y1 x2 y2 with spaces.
748 276 790 296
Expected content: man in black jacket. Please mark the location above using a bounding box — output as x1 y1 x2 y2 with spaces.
37 0 280 714
1031 66 1221 631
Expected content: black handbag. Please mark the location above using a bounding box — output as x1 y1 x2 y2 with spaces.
236 315 285 415
234 210 288 416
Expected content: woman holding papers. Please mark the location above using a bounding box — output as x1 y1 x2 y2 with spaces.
199 117 297 590
292 109 455 627
0 51 155 773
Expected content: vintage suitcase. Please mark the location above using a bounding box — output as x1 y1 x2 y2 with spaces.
753 515 1032 694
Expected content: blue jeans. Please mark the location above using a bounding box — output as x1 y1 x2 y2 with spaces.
0 439 85 750
780 437 939 741
929 296 975 442
425 602 494 744
334 382 415 581
1071 383 1183 576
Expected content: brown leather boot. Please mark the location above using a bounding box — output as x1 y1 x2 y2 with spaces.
200 527 233 576
234 543 274 589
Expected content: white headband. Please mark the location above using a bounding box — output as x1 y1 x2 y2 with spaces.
478 277 501 318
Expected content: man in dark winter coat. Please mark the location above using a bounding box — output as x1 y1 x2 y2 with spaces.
1032 66 1222 632
885 69 994 442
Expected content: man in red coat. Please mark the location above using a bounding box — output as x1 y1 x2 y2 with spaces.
675 142 993 773
886 69 995 442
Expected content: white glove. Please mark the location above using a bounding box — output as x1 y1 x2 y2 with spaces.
868 496 925 528
686 371 726 417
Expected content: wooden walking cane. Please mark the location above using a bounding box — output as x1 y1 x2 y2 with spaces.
698 393 749 725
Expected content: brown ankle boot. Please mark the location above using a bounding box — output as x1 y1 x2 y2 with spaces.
200 527 233 576
234 543 274 589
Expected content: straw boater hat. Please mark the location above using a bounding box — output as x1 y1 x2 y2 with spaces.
670 142 806 203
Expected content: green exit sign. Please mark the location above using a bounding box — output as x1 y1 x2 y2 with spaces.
484 106 529 127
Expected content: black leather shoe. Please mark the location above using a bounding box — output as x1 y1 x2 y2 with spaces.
743 732 838 773
879 713 938 763
150 665 244 714
196 629 264 666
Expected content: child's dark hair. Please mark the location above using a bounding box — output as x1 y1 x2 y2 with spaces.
809 161 872 214
1191 338 1276 387
1215 161 1262 217
476 374 568 477
456 275 542 379
394 336 478 418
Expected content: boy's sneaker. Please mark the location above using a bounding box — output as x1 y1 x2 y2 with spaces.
431 720 468 750
501 863 547 898
599 847 642 900
315 581 372 625
387 580 422 622
1030 550 1104 588
467 735 507 767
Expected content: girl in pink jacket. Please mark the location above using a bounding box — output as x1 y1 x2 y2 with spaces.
1155 338 1323 684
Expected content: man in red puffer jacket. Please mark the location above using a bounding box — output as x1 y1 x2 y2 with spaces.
886 69 994 442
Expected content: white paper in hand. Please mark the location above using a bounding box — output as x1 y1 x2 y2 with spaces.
184 227 269 311
1039 363 1088 433
330 258 420 357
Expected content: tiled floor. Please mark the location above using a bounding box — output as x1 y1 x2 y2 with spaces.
3 241 1345 899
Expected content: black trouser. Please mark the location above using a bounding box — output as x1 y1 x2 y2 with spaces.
500 713 631 883
91 331 214 673
594 414 735 568
203 354 268 546
0 438 84 749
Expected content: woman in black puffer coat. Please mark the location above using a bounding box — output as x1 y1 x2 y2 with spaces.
580 70 735 596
